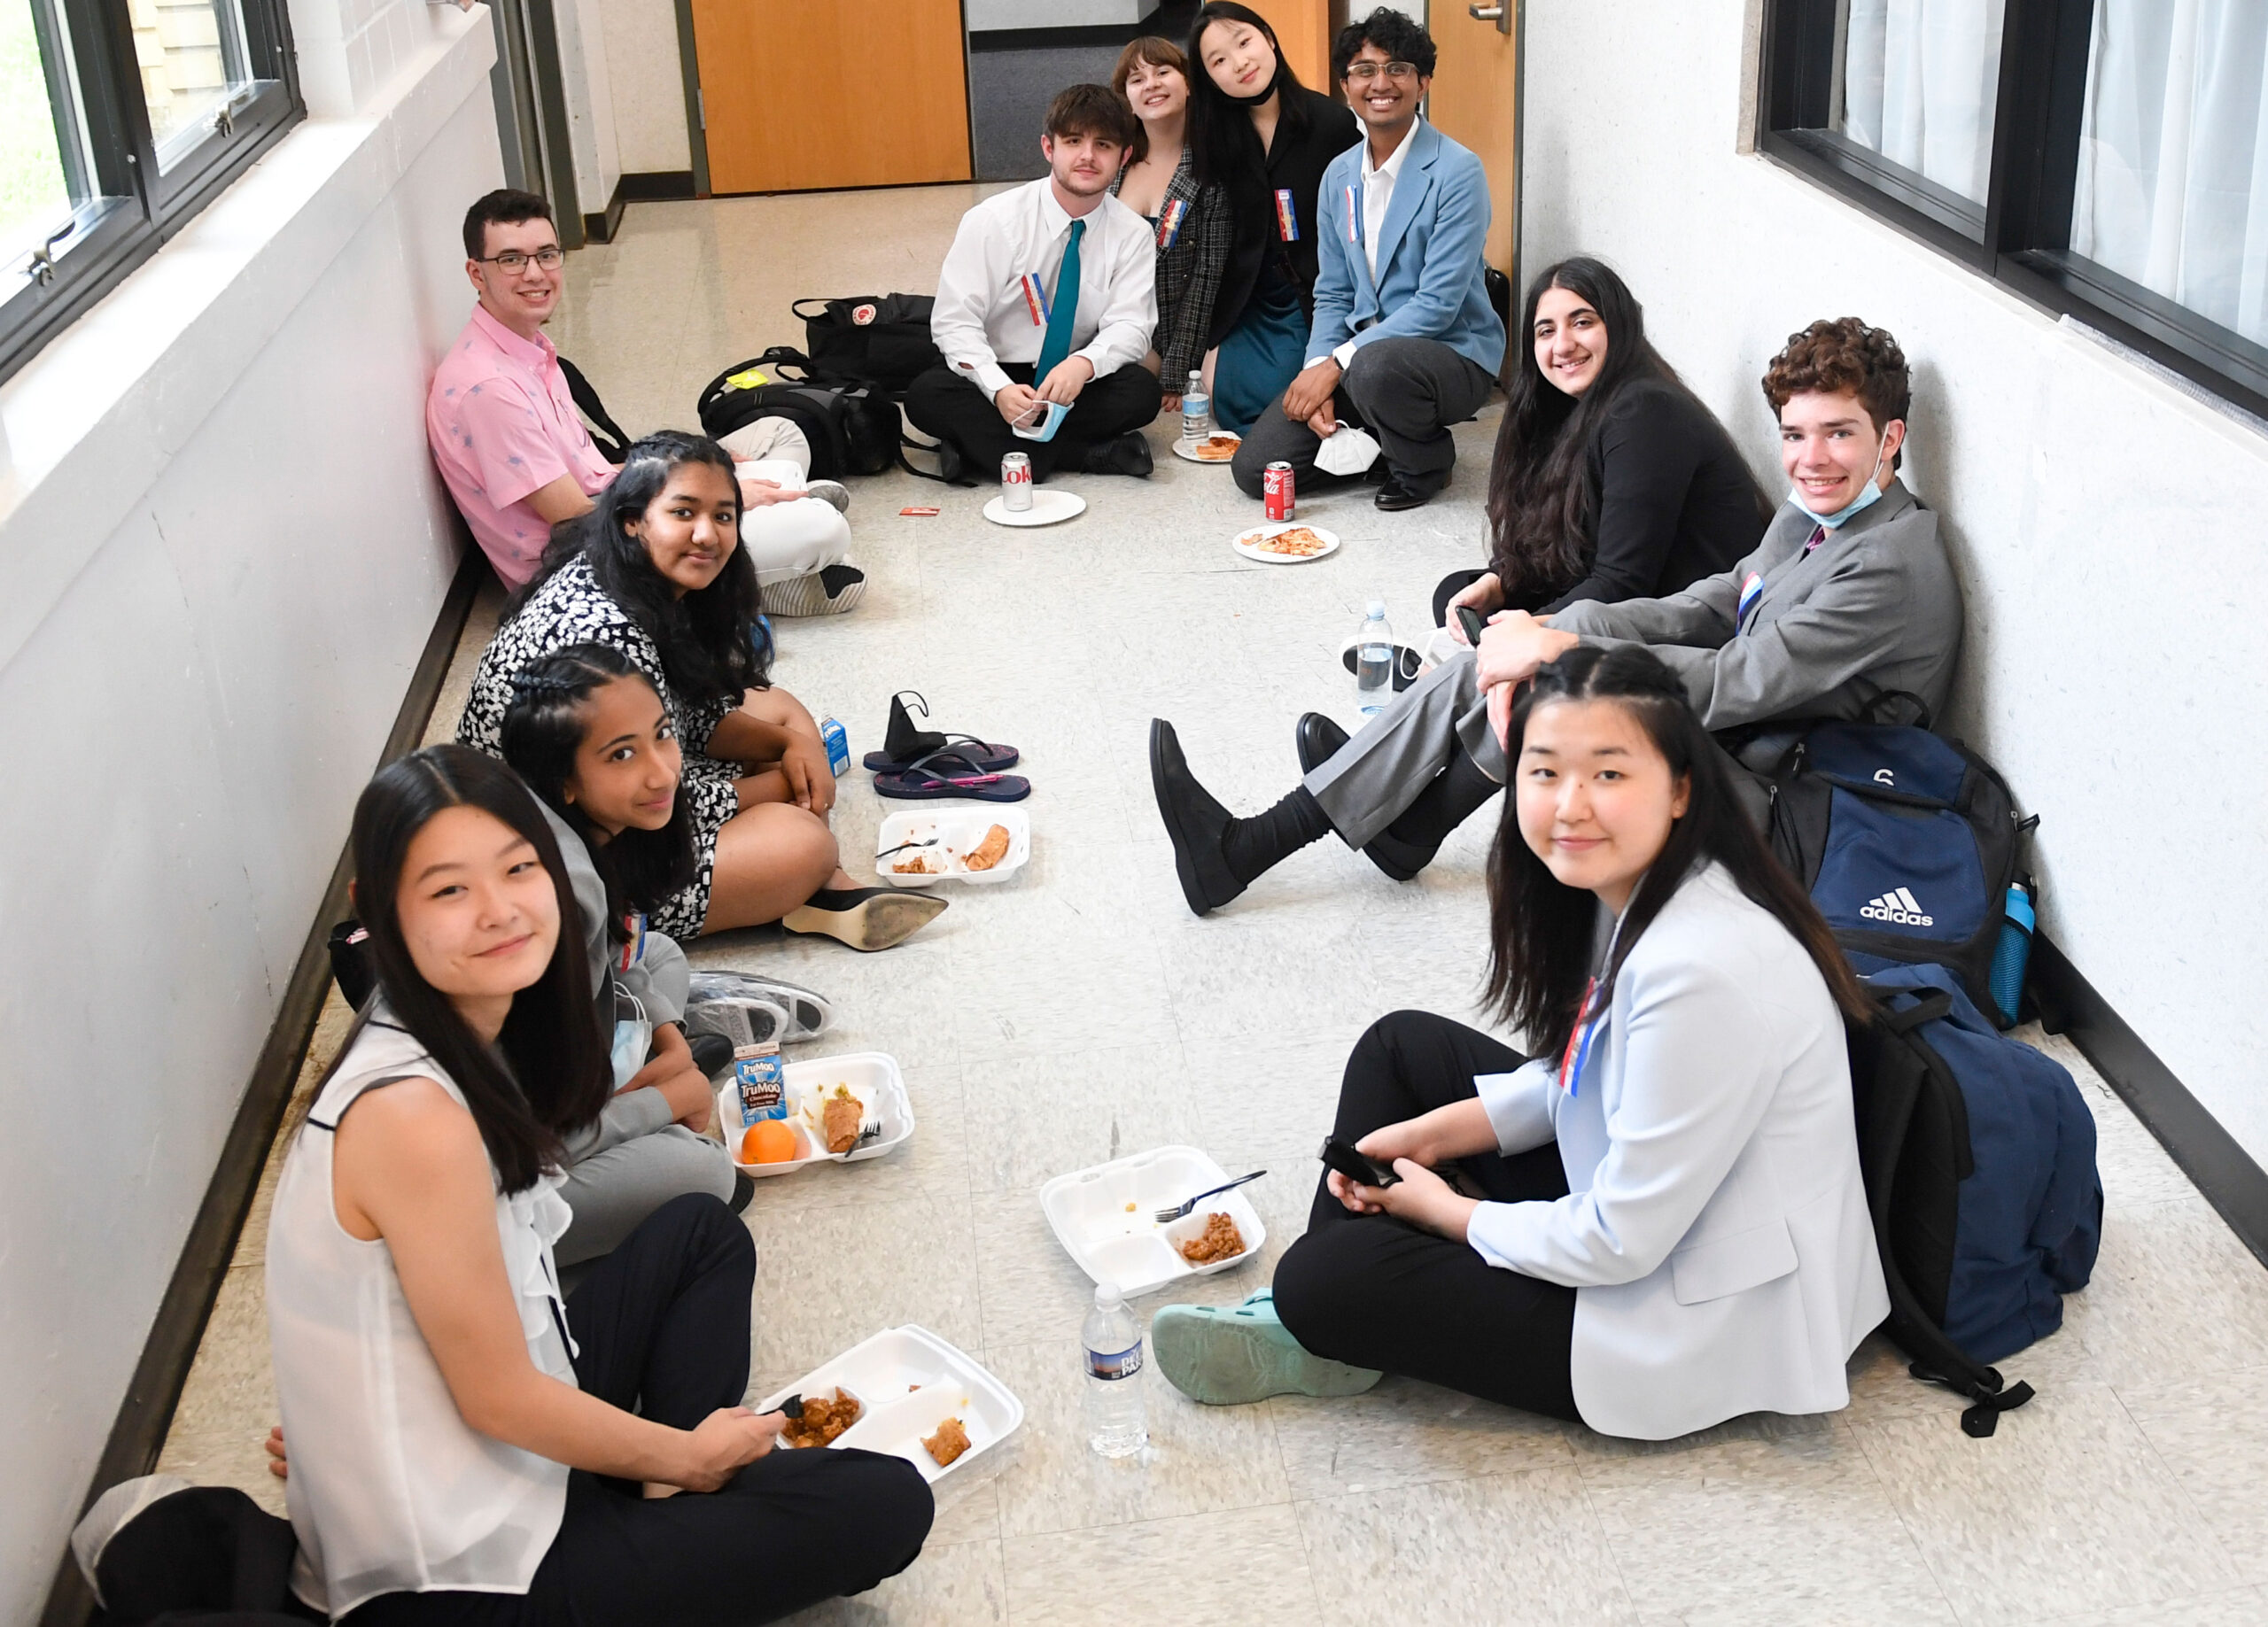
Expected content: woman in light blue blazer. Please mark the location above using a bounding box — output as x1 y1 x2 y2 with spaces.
1153 645 1889 1439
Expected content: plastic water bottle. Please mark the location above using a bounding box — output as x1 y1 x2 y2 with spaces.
1181 370 1211 443
1082 1282 1148 1458
1355 600 1394 717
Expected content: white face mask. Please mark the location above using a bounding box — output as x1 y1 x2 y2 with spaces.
1790 439 1892 530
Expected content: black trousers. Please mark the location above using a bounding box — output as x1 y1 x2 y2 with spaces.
345 1195 933 1627
1271 1011 1581 1422
904 360 1162 481
1230 336 1495 499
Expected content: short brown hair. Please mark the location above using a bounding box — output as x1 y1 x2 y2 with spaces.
463 188 554 260
1112 37 1188 166
1761 317 1911 436
1045 83 1138 151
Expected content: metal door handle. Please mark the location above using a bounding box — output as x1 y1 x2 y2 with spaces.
1469 1 1511 32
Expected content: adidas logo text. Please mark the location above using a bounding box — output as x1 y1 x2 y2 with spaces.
1860 887 1934 926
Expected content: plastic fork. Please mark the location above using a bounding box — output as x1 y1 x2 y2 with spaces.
875 838 938 860
1153 1169 1266 1223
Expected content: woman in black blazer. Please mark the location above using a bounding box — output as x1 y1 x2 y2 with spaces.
1185 3 1359 432
1439 257 1774 631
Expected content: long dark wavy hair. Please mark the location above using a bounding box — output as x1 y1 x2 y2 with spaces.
1486 259 1749 604
336 744 611 1193
499 643 698 931
1184 3 1312 199
1485 646 1868 1060
520 430 768 703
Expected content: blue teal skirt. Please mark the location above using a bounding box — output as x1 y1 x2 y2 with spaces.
1212 281 1309 433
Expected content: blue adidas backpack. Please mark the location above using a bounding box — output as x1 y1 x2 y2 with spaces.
1848 965 2103 1435
1769 718 2034 1023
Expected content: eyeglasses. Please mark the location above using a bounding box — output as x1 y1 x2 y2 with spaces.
1343 61 1419 84
478 246 564 272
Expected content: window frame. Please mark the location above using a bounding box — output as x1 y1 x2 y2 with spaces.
1758 0 2268 421
2 0 303 384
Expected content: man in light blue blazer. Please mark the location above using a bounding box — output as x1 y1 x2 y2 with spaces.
1230 10 1505 511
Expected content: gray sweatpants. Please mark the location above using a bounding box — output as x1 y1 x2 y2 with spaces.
1305 648 1503 847
557 1089 737 1267
1231 336 1495 497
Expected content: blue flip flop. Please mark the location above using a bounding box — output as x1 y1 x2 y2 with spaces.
872 745 1031 802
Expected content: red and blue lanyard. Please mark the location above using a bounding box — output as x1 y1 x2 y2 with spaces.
1558 979 1606 1097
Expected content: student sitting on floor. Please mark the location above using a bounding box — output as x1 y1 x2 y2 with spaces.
1151 317 1959 914
499 647 753 1267
1231 8 1504 511
427 189 864 615
1110 35 1232 418
459 431 946 949
266 744 931 1623
906 85 1162 484
1152 646 1889 1439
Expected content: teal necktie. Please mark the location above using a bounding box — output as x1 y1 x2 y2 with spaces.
1034 218 1084 381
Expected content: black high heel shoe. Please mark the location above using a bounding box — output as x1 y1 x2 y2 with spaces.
781 885 947 951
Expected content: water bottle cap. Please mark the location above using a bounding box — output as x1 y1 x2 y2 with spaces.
1093 1282 1122 1309
1366 599 1386 619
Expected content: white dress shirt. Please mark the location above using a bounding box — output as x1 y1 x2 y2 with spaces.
1331 119 1422 368
930 178 1158 400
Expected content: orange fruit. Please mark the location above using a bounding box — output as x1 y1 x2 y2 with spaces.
740 1120 799 1165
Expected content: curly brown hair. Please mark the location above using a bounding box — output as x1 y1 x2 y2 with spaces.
1761 318 1911 445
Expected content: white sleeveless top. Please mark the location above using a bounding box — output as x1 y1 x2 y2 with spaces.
266 1008 578 1616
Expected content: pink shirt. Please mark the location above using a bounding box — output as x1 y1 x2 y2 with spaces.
426 305 616 585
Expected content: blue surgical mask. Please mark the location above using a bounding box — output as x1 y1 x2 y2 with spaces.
1789 445 1891 530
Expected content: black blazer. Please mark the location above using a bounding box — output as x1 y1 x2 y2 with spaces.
1206 84 1361 347
1509 377 1772 614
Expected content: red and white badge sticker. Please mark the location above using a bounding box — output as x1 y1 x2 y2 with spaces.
852 303 878 326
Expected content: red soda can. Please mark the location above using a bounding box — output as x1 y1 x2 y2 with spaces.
1000 451 1034 512
1263 461 1295 522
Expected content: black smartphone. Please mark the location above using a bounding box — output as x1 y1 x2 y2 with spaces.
1455 605 1487 647
1318 1135 1401 1188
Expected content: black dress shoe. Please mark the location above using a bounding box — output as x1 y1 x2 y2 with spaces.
1374 475 1444 511
1149 719 1245 915
1296 712 1349 776
1085 430 1154 477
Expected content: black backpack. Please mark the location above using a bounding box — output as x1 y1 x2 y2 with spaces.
792 293 942 395
695 348 901 479
1846 966 2102 1435
1767 703 2034 1024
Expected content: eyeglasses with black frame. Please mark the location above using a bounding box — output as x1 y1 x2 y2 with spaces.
2 0 301 384
1343 61 1421 84
476 247 568 273
1759 0 2268 419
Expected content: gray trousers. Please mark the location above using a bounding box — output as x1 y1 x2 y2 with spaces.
557 1121 737 1267
1306 649 1503 847
1231 336 1495 498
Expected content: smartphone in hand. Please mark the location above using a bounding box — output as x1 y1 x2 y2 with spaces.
1318 1135 1402 1189
1455 605 1488 647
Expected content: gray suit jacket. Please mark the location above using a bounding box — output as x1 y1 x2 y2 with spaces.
1551 480 1962 736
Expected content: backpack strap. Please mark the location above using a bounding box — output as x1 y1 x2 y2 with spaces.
1857 992 2036 1437
557 356 631 464
896 434 976 486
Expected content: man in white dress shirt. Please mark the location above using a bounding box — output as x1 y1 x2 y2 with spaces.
906 84 1162 484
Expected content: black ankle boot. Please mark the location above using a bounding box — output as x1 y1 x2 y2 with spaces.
1364 748 1503 879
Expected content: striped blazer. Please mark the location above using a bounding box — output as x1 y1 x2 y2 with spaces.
1113 148 1231 384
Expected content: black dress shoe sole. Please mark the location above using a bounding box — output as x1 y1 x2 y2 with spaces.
1374 484 1443 512
1148 721 1243 916
1296 712 1350 777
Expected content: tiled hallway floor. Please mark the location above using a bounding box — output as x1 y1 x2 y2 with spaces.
155 189 2268 1624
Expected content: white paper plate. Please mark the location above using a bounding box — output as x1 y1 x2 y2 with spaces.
718 1051 913 1176
874 806 1030 887
1039 1145 1267 1298
755 1325 1022 1484
983 489 1086 527
1231 522 1340 565
1173 433 1241 465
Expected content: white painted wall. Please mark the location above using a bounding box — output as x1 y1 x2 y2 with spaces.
1520 0 2268 1162
558 0 624 213
597 0 689 174
0 5 500 1618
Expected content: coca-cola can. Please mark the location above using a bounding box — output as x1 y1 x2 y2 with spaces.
1263 461 1295 522
1000 451 1034 511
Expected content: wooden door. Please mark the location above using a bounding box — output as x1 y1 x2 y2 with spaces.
1425 0 1518 273
689 0 973 195
1247 0 1331 92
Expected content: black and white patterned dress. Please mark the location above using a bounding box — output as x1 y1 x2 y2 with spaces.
458 555 742 938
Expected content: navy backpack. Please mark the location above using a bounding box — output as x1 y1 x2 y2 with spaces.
1769 716 2035 1023
1848 965 2103 1434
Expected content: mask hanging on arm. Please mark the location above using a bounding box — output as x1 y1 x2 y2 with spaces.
1789 439 1894 531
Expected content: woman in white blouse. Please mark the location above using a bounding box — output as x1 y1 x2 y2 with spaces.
1153 646 1888 1439
265 745 930 1623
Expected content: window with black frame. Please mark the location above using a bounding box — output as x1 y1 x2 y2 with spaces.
1761 0 2268 416
1 0 299 383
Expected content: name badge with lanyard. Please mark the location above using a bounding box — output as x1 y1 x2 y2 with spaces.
1157 198 1189 250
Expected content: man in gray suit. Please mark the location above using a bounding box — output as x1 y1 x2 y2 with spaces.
1152 318 1961 916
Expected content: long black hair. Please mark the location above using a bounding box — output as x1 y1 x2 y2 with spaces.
499 643 698 929
519 430 768 703
339 744 611 1193
1485 645 1868 1060
1486 258 1757 604
1184 3 1312 197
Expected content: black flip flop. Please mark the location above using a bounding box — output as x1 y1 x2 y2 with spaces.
862 690 1020 773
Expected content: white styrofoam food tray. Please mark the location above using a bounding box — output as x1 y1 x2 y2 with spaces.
718 1051 913 1177
1038 1145 1266 1298
754 1324 1022 1484
874 806 1030 887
